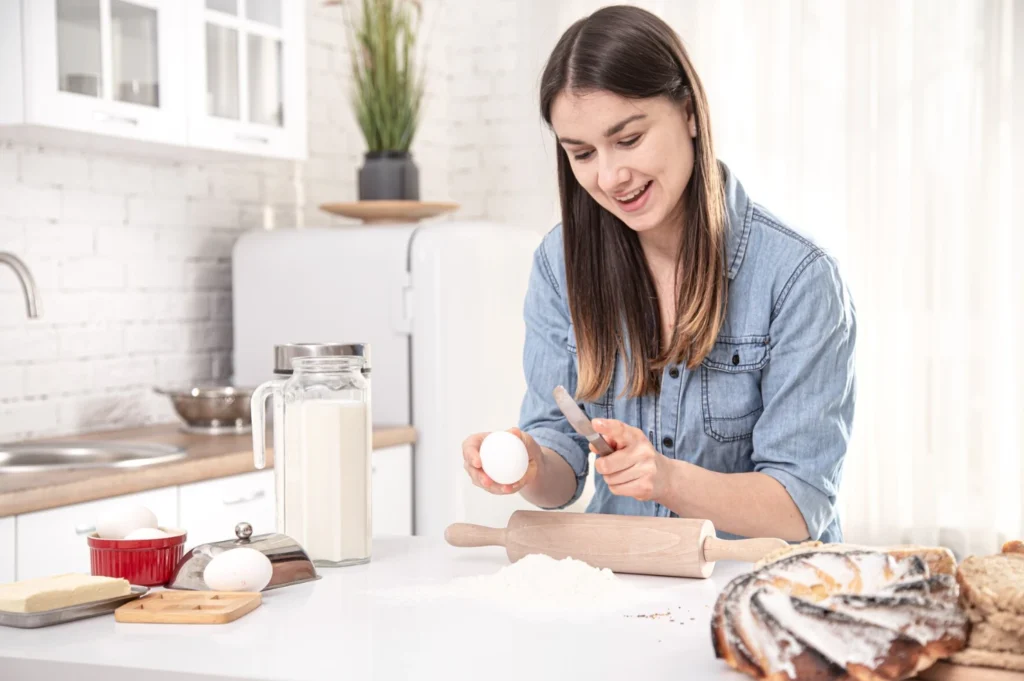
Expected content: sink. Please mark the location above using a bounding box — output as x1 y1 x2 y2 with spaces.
0 442 187 473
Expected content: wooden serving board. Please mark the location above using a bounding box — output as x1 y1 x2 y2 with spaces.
919 662 1024 680
319 200 459 223
114 591 261 624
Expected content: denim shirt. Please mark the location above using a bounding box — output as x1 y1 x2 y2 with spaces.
517 164 856 543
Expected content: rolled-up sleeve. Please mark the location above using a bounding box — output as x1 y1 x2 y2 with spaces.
517 237 590 508
752 252 857 541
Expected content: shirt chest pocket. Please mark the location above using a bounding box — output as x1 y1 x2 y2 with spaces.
700 336 770 442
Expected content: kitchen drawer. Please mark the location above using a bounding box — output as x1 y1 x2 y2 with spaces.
0 516 13 583
178 470 276 547
16 488 178 581
373 444 412 536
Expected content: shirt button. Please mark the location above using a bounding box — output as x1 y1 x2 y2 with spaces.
732 353 740 366
668 367 679 378
662 436 674 449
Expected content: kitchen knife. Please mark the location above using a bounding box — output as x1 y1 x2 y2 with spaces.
552 385 615 456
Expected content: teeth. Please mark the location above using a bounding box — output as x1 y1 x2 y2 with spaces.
615 182 649 202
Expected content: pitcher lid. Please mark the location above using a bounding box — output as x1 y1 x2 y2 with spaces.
273 343 371 375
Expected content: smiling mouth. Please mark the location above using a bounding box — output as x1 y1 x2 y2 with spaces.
614 181 652 204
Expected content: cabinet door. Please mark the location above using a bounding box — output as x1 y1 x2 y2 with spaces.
373 445 412 536
177 470 276 547
0 517 14 584
22 0 186 144
15 488 178 581
185 0 306 158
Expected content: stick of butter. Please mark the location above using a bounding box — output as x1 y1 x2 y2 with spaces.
0 574 131 613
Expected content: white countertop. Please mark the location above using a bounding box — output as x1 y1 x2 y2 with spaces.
0 537 750 681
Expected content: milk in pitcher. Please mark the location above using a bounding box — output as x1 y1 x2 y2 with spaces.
283 398 371 565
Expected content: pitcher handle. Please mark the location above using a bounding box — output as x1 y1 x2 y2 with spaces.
251 379 284 470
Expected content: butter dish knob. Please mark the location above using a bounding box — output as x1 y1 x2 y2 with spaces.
235 522 253 541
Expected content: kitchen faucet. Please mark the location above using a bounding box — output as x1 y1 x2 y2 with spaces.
0 252 39 318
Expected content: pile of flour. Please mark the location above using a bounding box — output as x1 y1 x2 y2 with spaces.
381 554 656 614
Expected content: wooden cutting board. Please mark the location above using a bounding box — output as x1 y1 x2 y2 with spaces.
114 591 261 624
919 662 1024 680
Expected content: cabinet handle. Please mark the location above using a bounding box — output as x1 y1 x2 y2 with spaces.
75 524 96 536
94 110 139 126
235 133 270 144
222 489 266 505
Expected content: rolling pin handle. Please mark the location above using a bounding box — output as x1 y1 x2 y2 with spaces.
702 535 790 564
444 523 508 548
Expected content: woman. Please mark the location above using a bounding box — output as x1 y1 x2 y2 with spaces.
462 5 856 543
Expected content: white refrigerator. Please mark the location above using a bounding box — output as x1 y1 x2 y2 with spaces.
231 221 593 539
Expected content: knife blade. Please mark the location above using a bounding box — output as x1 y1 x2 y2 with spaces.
552 385 615 456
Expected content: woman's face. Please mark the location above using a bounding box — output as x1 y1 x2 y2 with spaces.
550 90 697 236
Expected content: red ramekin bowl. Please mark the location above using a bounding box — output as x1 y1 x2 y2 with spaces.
87 528 187 586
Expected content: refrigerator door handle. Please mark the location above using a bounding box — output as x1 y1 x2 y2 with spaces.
392 270 414 334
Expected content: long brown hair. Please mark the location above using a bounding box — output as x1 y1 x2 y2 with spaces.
539 5 727 401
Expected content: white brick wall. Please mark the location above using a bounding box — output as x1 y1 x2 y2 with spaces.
0 0 583 441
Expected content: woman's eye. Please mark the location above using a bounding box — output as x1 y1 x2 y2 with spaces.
572 150 594 161
619 134 642 148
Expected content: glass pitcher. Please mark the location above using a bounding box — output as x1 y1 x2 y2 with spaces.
251 355 372 567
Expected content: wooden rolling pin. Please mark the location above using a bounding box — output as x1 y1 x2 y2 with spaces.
444 511 789 579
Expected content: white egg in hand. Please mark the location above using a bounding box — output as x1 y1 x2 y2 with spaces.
123 528 169 540
203 548 273 592
96 504 158 539
479 431 529 485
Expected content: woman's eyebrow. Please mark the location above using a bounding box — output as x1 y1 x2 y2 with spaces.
557 113 648 145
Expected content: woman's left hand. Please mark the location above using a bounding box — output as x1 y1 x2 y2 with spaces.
590 418 673 502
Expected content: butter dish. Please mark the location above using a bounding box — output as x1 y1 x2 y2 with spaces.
0 585 148 629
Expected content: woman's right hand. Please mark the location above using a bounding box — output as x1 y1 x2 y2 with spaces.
462 428 540 495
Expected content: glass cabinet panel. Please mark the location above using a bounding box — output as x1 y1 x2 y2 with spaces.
111 1 160 107
206 23 240 120
57 0 103 98
245 0 281 27
247 33 282 126
206 0 237 15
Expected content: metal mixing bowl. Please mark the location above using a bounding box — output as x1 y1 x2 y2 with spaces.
155 385 255 435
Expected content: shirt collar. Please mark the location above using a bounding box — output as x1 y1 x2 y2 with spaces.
721 162 753 280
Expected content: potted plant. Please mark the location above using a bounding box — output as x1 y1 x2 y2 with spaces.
344 0 425 201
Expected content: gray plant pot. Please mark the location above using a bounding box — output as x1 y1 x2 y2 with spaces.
358 151 420 201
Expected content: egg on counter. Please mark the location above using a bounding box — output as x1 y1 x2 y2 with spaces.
95 504 158 539
479 431 529 485
203 548 273 592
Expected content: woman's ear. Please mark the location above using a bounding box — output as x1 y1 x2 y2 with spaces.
684 98 697 138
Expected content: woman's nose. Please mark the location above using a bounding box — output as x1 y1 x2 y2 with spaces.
597 158 630 194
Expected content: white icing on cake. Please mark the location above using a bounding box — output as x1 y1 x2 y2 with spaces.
712 548 969 681
753 589 896 669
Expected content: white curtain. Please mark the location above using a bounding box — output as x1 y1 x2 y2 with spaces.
453 0 1020 558
603 0 1021 558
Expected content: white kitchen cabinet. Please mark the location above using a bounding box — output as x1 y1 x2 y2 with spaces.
0 0 305 159
1 0 187 145
15 487 177 581
177 446 414 547
184 0 307 159
0 517 14 584
177 469 276 547
373 444 413 536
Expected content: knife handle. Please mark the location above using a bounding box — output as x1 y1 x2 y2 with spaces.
587 433 615 456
